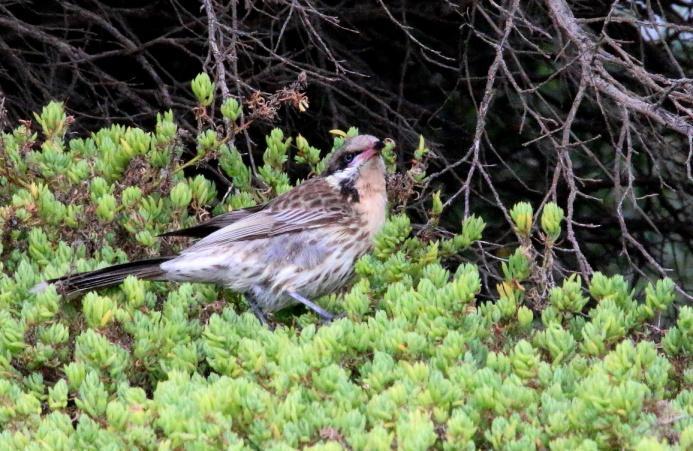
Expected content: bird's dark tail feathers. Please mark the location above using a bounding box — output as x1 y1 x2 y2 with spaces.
32 257 174 298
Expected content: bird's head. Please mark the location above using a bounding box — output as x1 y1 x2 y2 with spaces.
322 134 386 200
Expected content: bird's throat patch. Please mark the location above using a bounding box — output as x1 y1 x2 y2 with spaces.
339 179 360 203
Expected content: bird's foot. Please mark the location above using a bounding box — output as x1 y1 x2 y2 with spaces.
247 296 275 330
287 292 335 323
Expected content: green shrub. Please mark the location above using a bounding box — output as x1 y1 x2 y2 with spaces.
0 93 689 449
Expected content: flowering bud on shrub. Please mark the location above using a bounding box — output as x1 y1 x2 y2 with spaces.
75 372 108 418
221 97 242 121
135 230 156 247
123 127 151 157
0 310 26 357
169 181 192 208
517 306 533 329
219 144 252 190
107 400 129 430
641 278 675 318
663 306 692 356
510 202 533 237
64 362 87 391
414 135 429 160
39 323 69 347
95 194 117 221
381 139 397 172
89 177 111 201
549 275 588 313
541 202 564 243
33 101 69 141
155 110 177 141
121 186 143 208
190 175 216 205
196 129 218 155
294 134 321 170
263 128 290 169
82 293 116 329
501 248 530 282
191 73 214 107
431 191 443 217
16 392 41 416
396 409 437 451
121 276 147 310
48 379 68 410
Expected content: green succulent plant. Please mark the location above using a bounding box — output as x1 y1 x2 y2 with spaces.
0 99 688 450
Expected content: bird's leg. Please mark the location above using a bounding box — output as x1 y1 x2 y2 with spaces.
287 292 335 322
246 294 273 329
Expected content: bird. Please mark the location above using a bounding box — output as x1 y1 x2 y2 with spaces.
32 135 388 326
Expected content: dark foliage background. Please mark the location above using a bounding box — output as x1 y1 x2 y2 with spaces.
0 0 691 296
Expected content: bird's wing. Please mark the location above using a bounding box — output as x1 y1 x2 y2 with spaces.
159 205 265 238
160 177 328 238
181 206 349 254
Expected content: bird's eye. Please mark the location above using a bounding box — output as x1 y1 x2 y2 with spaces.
342 153 355 165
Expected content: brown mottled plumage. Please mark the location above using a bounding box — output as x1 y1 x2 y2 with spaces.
33 135 389 325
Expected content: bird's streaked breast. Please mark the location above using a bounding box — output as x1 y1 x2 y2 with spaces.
354 157 388 239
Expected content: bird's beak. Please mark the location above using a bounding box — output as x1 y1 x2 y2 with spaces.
355 140 385 164
356 148 377 164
